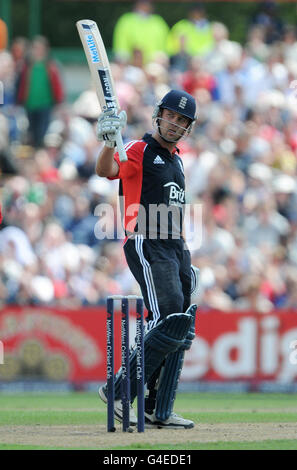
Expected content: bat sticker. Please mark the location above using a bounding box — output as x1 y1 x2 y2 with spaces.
86 34 100 64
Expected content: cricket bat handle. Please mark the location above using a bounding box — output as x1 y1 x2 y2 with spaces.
116 130 128 162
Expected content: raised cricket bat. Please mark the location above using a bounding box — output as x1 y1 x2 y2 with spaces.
76 19 127 162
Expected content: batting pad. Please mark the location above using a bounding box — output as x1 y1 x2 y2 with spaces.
155 349 185 422
155 303 197 421
114 312 193 401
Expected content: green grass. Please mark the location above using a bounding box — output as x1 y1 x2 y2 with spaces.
0 392 296 450
1 391 297 410
106 440 297 451
1 409 297 426
0 440 296 451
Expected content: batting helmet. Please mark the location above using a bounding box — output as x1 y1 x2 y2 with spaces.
153 89 197 123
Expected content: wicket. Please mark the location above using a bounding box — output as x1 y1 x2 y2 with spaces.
106 295 145 433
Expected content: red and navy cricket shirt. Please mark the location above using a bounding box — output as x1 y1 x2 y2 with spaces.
110 133 186 239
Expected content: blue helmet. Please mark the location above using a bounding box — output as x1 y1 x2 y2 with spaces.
153 89 197 123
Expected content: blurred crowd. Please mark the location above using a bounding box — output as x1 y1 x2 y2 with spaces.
1 1 297 312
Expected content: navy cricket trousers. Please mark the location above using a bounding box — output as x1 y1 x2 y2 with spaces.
124 234 192 331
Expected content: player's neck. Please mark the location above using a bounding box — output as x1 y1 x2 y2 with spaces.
152 131 177 154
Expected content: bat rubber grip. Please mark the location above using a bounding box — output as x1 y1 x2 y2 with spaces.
116 131 128 162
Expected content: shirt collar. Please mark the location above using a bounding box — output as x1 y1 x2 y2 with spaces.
143 133 180 158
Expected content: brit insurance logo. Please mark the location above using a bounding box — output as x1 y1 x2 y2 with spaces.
163 182 185 206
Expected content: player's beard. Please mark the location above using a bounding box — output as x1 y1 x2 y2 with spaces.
154 117 189 143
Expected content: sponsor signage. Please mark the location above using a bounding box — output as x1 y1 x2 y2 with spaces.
0 307 297 382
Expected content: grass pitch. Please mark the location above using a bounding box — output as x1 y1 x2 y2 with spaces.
0 392 296 450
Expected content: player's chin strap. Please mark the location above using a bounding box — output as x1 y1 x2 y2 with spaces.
152 106 195 144
155 117 189 144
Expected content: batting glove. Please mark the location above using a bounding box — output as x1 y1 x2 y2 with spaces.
96 109 127 148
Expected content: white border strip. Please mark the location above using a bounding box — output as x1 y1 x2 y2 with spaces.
135 234 160 330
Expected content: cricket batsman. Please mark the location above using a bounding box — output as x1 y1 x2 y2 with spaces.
96 89 200 429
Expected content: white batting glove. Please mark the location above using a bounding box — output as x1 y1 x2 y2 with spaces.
190 265 200 301
96 109 127 148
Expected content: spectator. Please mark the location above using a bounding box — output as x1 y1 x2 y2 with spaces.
181 56 219 100
16 35 64 148
65 195 98 247
250 1 284 45
246 25 270 62
10 37 29 88
0 51 15 105
0 17 8 51
281 267 297 309
243 198 290 249
234 274 274 313
205 22 230 74
112 0 169 65
167 3 215 60
0 225 37 267
0 112 19 174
